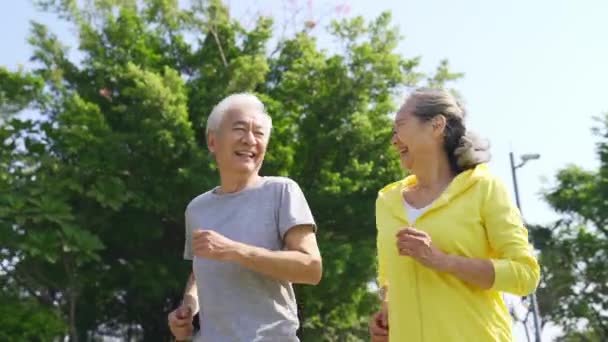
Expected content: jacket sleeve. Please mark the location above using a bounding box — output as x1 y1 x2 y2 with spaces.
376 194 402 287
376 195 390 290
482 177 540 296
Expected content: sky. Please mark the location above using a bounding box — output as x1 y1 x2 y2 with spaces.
2 0 607 340
234 0 606 228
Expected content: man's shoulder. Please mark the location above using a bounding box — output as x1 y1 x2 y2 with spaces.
262 176 300 188
185 189 216 212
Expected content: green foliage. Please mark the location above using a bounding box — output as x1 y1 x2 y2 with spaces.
0 292 66 341
536 112 608 340
1 0 461 340
0 67 44 115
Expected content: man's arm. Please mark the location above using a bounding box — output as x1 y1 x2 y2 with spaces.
231 179 322 285
193 225 322 285
232 225 322 285
182 272 199 314
168 272 198 340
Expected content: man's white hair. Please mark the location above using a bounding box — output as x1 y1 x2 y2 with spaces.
206 93 272 136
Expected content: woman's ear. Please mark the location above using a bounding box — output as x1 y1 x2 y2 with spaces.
432 115 447 137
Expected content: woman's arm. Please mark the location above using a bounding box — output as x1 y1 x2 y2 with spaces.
440 254 494 289
396 228 495 289
397 177 541 295
482 177 540 296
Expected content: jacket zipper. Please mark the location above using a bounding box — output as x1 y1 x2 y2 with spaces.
409 215 425 342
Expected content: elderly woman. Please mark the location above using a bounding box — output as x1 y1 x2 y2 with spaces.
369 89 540 342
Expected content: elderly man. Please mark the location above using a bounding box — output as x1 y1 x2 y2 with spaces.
167 93 322 341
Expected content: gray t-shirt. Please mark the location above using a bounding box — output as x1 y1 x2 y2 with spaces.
183 176 316 342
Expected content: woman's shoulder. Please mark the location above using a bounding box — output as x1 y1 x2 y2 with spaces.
465 164 513 202
376 178 411 207
378 177 410 196
466 163 504 187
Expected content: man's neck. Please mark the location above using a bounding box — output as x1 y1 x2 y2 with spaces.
218 173 261 194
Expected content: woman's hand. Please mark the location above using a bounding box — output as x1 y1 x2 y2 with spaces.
369 301 389 342
396 227 448 271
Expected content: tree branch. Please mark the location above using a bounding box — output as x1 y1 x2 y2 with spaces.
209 23 228 68
63 253 80 342
590 305 608 340
0 262 54 307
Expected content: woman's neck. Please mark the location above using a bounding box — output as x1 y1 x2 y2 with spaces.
411 154 454 191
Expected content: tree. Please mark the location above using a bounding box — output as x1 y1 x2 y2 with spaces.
0 0 461 340
534 112 608 341
0 291 66 341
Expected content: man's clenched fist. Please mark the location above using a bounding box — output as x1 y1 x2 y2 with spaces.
192 229 241 261
168 305 193 340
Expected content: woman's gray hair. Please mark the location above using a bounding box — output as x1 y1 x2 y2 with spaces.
406 88 490 173
206 93 272 136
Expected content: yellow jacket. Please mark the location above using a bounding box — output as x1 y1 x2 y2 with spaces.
376 164 540 342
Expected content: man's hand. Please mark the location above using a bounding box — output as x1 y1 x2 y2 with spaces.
167 305 193 340
396 227 447 270
192 229 240 261
369 302 389 342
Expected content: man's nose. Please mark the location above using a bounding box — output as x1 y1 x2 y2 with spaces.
242 130 256 145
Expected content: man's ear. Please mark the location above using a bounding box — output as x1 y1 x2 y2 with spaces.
207 131 216 154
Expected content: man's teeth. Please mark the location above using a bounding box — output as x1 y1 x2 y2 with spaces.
236 151 254 157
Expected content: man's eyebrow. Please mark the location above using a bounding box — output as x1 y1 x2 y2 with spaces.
231 120 248 126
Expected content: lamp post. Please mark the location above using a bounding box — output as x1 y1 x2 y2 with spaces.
509 152 542 342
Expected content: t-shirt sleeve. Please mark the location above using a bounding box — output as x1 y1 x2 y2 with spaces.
277 180 316 240
183 208 193 260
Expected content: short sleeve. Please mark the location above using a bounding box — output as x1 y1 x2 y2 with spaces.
278 180 316 240
183 208 193 260
483 177 540 296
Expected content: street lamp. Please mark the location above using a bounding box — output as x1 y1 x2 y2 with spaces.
509 151 542 342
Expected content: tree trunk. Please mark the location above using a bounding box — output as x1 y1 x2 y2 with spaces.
68 289 79 342
142 313 172 342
